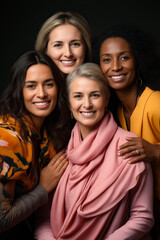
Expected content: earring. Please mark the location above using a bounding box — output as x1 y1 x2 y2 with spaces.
71 112 73 119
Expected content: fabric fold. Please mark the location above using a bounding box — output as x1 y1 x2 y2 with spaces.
50 111 146 239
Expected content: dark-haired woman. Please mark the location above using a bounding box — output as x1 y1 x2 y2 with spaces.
0 50 71 240
92 24 160 239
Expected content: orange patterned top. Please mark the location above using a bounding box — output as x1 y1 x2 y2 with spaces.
0 114 56 232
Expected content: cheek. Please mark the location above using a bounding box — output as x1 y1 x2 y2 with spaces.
77 46 85 59
23 90 32 102
130 65 136 74
69 101 80 113
47 47 58 59
23 96 31 112
50 89 58 100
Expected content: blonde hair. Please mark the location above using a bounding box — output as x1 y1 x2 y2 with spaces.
66 62 110 98
35 11 92 62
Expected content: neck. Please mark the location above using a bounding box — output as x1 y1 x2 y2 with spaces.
115 84 139 116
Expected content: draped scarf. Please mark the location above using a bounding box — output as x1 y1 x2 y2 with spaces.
51 111 145 239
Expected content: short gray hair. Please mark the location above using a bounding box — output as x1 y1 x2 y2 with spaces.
66 62 110 98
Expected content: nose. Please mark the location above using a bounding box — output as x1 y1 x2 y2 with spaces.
64 45 73 57
37 86 46 98
111 59 122 71
83 97 92 109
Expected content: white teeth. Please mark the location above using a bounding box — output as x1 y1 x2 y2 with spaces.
61 60 74 64
34 102 48 106
111 75 124 79
82 112 94 116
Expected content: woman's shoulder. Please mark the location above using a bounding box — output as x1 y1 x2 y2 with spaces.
143 87 160 102
116 126 137 140
142 87 160 115
0 115 23 149
0 116 32 180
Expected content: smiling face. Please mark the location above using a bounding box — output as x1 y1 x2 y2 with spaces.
23 63 58 130
69 77 108 139
100 37 137 91
46 24 85 74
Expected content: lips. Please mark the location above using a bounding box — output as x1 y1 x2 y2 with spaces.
34 101 49 106
33 101 50 109
60 59 76 65
80 111 95 117
109 74 126 82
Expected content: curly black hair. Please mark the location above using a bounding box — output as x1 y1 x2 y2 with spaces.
92 23 160 90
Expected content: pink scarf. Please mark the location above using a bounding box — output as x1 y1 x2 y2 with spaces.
51 111 145 239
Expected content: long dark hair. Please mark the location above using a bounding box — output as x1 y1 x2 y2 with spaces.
0 50 73 151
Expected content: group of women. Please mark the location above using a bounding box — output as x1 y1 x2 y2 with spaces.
0 11 159 240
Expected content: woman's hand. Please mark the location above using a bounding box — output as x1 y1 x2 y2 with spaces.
118 136 159 164
40 150 68 193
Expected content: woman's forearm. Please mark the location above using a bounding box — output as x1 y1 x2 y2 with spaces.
0 184 48 232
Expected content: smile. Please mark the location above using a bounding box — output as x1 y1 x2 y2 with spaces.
34 102 49 106
60 60 76 64
110 74 126 79
81 111 95 117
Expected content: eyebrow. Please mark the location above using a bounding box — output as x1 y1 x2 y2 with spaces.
52 39 81 44
72 90 101 94
24 78 54 84
101 51 130 56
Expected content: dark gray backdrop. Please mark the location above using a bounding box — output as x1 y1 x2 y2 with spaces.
1 0 160 95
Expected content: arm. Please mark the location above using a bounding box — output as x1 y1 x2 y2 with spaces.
0 180 48 231
107 163 154 240
0 150 68 232
118 90 160 164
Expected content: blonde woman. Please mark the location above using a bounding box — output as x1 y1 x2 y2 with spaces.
35 11 91 76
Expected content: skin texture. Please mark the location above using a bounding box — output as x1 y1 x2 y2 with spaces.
23 63 68 193
47 24 85 74
23 64 58 131
100 37 159 163
100 37 136 92
69 77 108 139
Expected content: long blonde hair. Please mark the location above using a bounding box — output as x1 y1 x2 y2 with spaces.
35 11 92 62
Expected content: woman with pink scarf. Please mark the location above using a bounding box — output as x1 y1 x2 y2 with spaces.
35 63 154 239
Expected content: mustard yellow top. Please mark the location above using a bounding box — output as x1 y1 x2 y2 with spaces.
118 87 160 199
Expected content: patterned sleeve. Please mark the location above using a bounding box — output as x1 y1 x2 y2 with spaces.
0 125 48 231
0 182 48 231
